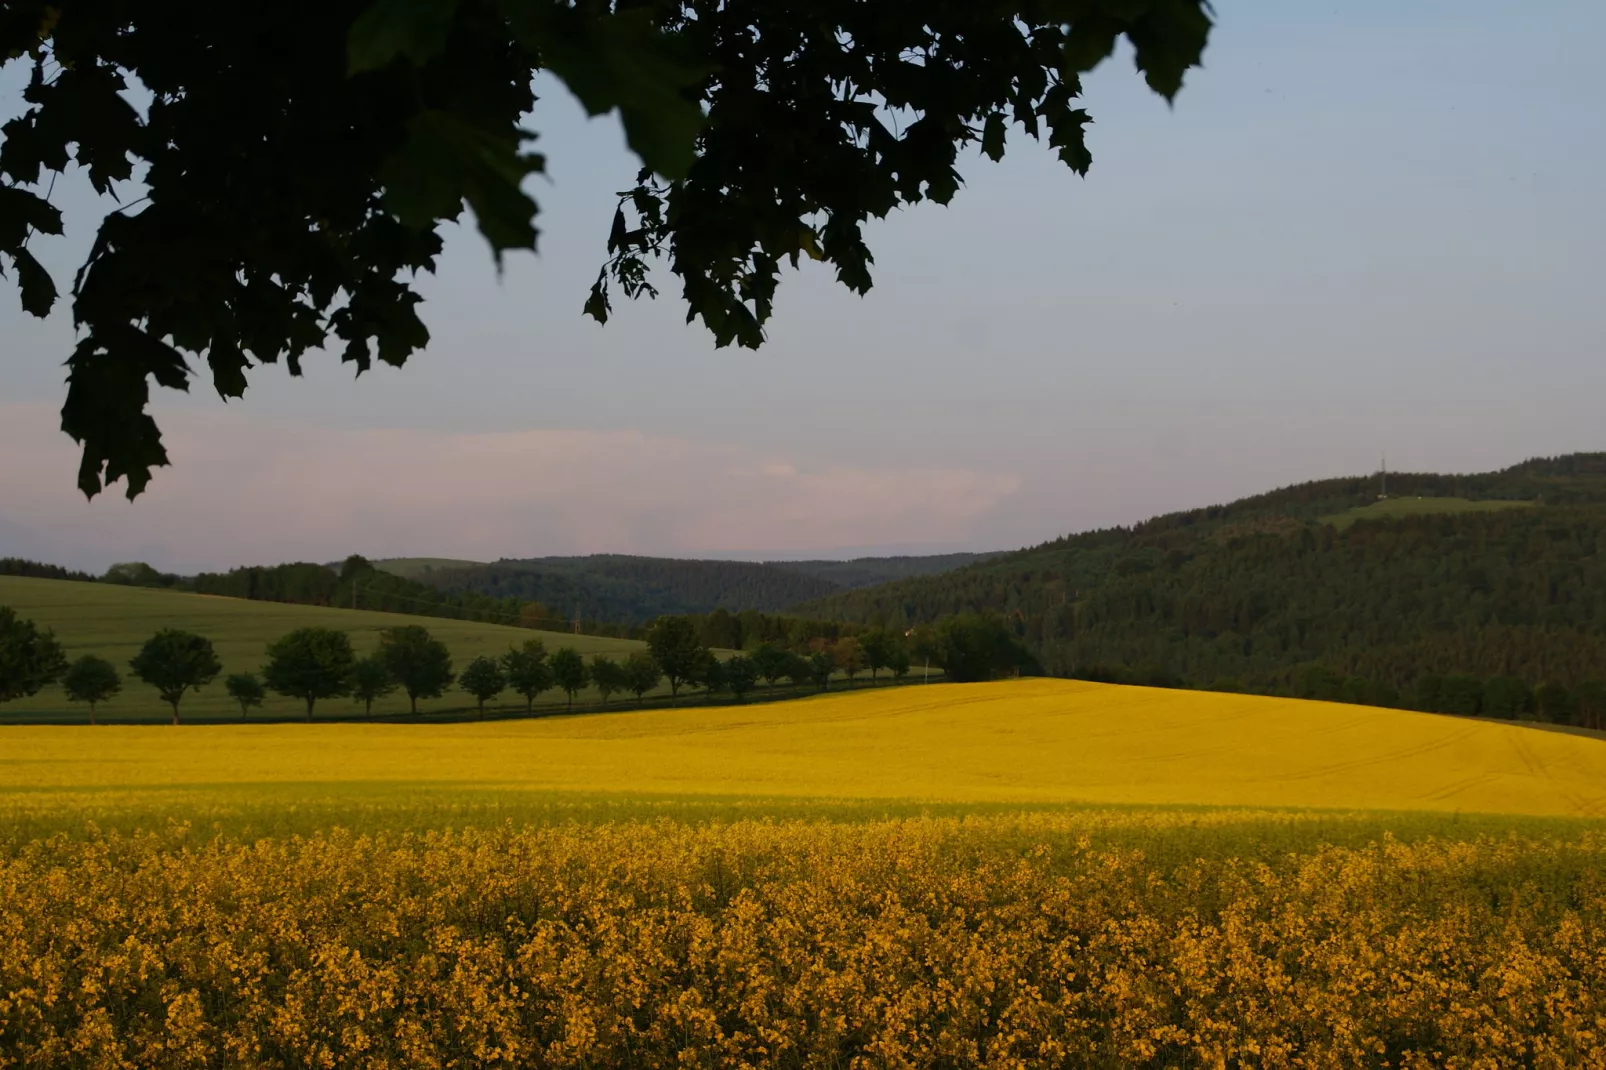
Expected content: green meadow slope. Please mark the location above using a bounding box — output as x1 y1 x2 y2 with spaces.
1320 496 1534 530
0 576 648 723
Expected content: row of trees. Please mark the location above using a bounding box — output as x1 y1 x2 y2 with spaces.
2 604 1035 723
645 612 1034 691
0 609 219 724
6 556 1034 680
0 608 512 723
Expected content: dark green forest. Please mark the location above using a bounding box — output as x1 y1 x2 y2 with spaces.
776 554 1002 589
191 557 523 622
0 560 96 583
798 454 1606 725
403 553 998 623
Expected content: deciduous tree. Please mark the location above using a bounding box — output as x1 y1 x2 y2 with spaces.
888 646 912 682
263 627 357 720
807 651 835 692
783 653 814 691
225 673 265 719
722 655 758 702
130 629 222 724
0 607 67 704
624 652 662 706
550 647 588 709
695 650 726 697
458 655 507 718
750 643 792 689
62 654 120 724
0 2 1210 498
647 616 705 700
350 655 396 716
378 626 455 714
501 640 553 713
589 656 626 705
859 629 902 683
832 637 866 687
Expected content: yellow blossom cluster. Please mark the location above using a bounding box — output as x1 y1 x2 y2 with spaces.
4 816 1606 1068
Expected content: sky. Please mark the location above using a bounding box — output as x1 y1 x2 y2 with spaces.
3 1 1604 573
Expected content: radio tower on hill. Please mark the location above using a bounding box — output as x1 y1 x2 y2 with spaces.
1379 454 1389 500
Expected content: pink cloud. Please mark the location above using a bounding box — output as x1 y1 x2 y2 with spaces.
0 403 1021 570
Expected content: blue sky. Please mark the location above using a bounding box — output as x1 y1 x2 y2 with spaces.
3 1 1603 571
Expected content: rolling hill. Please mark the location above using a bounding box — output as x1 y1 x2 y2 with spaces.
6 678 1605 817
381 551 1000 622
798 453 1606 711
0 575 651 723
367 557 485 580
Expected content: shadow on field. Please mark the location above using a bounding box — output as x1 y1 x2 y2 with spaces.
0 673 948 727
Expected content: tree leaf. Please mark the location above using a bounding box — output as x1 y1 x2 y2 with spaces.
503 2 708 179
8 246 56 316
348 0 462 74
0 183 62 248
1126 0 1213 101
208 339 250 399
1061 16 1123 74
583 270 611 324
981 112 1007 163
1047 108 1094 176
377 109 545 258
60 328 191 500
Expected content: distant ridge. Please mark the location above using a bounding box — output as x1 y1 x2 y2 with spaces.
795 453 1606 719
378 551 1002 623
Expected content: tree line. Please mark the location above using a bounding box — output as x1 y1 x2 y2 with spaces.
422 556 841 624
2 555 1020 666
0 608 1034 723
2 555 891 645
2 554 609 635
415 552 1003 624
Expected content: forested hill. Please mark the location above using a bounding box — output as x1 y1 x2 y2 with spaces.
389 552 998 623
776 554 1002 588
794 454 1606 714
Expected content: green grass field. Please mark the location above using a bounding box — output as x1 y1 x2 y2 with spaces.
1321 495 1535 529
0 576 651 722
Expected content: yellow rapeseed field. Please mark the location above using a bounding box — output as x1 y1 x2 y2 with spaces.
7 681 1606 1067
4 679 1606 817
5 817 1606 1068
